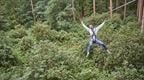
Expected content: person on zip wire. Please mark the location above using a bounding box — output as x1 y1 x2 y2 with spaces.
80 19 111 57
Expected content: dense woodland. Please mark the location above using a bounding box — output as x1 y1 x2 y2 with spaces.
0 0 144 80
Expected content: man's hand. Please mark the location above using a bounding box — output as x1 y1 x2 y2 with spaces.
79 17 83 22
80 19 82 23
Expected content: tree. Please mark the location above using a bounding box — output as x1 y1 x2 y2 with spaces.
141 6 144 33
124 0 127 19
109 0 113 19
93 0 96 16
30 0 36 23
116 0 119 10
138 0 143 24
71 0 76 21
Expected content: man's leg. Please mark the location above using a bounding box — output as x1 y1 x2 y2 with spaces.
86 40 93 57
96 39 111 54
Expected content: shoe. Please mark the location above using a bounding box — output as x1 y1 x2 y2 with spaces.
86 52 90 57
107 50 111 54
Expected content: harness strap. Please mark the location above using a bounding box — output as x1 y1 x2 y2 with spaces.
91 28 97 41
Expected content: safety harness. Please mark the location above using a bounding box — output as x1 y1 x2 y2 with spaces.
91 28 97 43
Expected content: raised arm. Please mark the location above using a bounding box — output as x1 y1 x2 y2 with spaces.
95 21 105 34
80 20 90 32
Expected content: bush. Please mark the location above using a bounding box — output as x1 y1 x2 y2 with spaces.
0 45 19 67
9 26 27 39
18 37 33 52
0 16 144 80
32 23 58 41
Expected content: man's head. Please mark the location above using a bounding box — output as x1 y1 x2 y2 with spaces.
89 25 93 29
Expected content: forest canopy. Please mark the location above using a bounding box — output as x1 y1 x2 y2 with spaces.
0 0 144 80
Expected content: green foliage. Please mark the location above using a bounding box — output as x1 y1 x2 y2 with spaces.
34 0 48 21
0 0 144 80
45 0 67 27
0 45 19 67
0 31 20 68
84 13 109 25
32 23 73 42
32 23 57 41
9 26 27 39
18 37 33 52
1 18 144 79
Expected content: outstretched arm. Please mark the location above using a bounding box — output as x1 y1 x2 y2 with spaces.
95 21 106 34
80 20 90 32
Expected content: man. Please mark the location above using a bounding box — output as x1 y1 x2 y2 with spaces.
80 19 110 57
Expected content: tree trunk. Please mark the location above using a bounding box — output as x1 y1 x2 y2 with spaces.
81 3 85 18
109 0 113 19
72 0 76 21
138 0 141 23
115 0 119 13
141 3 144 33
93 0 96 16
116 0 119 8
124 0 127 19
137 0 140 17
138 0 143 24
30 0 35 23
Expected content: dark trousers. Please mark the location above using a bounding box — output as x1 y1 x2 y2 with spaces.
86 38 107 54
